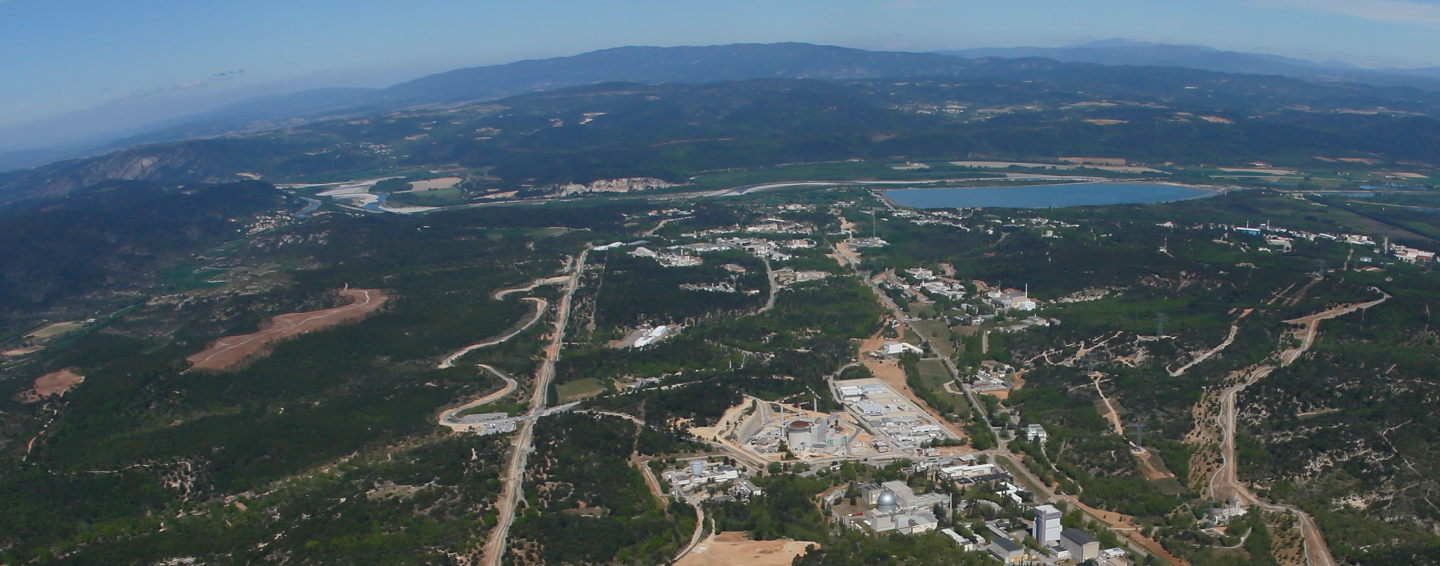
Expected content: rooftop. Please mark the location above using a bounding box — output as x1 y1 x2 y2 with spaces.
1062 528 1098 545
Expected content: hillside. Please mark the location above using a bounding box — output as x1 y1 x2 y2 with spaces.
3 71 1439 208
9 41 1440 187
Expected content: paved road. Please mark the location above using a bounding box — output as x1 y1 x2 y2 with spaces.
437 365 518 429
761 258 778 313
673 505 707 564
481 247 589 566
438 298 546 369
832 228 1183 565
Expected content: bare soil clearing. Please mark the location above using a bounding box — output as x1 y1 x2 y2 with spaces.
19 369 85 402
403 177 461 192
187 288 388 370
27 321 84 339
675 532 815 566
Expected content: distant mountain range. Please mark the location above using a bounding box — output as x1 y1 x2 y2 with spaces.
938 39 1440 88
5 41 1440 173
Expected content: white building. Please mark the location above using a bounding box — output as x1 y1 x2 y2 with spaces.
1100 547 1130 566
882 342 924 356
988 289 1037 311
1025 424 1048 444
1033 504 1063 545
940 528 978 551
905 267 937 281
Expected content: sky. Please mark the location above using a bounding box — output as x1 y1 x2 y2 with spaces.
4 0 1440 148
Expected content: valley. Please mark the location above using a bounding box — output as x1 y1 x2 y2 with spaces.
1 176 1437 566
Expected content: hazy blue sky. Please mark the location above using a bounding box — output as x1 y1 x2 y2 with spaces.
5 0 1440 130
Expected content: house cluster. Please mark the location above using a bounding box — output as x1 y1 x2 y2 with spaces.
680 282 746 293
968 362 1015 393
902 268 970 300
1233 222 1435 264
743 218 808 234
885 268 969 302
996 315 1060 334
628 246 703 267
1391 243 1436 264
675 237 798 261
662 459 762 500
774 267 831 285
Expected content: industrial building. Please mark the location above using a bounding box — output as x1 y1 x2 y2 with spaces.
1061 528 1101 562
661 460 743 493
938 463 1011 484
859 481 951 512
840 485 941 535
835 378 958 456
987 536 1025 563
940 528 979 551
1032 504 1062 545
784 416 831 452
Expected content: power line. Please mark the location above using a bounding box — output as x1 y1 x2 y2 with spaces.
1128 422 1148 448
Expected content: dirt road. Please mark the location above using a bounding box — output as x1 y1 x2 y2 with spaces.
1209 290 1387 566
481 247 588 566
1170 324 1239 377
1091 373 1126 436
187 287 388 370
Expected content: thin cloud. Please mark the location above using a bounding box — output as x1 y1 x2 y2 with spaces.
1263 0 1440 29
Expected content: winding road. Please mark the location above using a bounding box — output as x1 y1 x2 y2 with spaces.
438 298 547 369
481 247 589 566
437 365 519 429
1210 288 1389 566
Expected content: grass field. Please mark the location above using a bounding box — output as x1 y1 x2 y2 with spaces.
557 378 606 402
909 319 954 357
916 359 969 410
386 186 465 206
904 302 938 318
